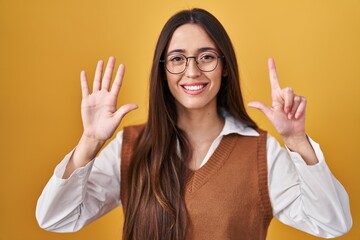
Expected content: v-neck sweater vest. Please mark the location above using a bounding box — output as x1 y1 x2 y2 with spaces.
120 124 273 240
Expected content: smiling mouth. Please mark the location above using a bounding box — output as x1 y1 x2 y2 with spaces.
182 84 208 91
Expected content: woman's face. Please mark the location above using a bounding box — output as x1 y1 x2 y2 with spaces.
165 23 224 114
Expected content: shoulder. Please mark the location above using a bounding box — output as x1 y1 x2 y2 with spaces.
123 124 146 139
255 128 267 138
123 123 146 132
222 110 266 138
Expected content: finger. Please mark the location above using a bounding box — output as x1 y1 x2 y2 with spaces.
114 103 138 123
288 95 301 119
110 64 125 97
102 56 116 90
283 87 294 114
294 97 307 119
80 70 89 98
248 101 272 119
93 60 104 92
268 58 281 94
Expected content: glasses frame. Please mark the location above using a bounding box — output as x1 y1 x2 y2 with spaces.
160 52 225 75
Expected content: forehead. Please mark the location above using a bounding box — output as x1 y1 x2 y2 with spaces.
167 23 218 54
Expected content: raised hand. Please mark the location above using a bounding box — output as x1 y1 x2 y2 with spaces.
248 58 318 165
63 57 138 178
248 58 307 140
80 56 138 142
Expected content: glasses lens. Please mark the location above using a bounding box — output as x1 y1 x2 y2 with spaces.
166 54 186 74
197 52 218 72
164 52 221 74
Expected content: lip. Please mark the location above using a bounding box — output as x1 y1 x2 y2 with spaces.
181 83 209 95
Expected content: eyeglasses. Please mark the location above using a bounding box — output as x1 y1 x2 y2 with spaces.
160 51 225 74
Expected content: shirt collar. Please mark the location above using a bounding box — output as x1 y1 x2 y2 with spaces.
220 110 260 137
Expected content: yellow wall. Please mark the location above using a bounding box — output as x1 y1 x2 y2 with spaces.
0 0 359 239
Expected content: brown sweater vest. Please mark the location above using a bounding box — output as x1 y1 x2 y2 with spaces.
120 125 273 240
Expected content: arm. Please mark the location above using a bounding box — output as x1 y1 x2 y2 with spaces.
36 56 138 231
249 58 352 237
267 134 352 237
63 56 137 178
35 132 123 232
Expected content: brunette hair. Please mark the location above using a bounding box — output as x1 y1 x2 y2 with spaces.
123 8 257 240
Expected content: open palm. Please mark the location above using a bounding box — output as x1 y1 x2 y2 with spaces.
80 57 138 142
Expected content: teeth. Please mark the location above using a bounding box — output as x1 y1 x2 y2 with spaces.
183 85 205 91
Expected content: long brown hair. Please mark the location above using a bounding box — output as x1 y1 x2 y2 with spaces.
123 8 257 240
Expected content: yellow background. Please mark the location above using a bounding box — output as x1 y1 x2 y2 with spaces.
0 0 359 239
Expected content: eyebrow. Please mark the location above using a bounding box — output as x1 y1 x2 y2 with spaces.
167 47 219 55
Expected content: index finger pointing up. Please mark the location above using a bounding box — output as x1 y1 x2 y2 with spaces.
268 57 281 92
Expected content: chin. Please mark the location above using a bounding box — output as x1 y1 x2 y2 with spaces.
176 99 217 112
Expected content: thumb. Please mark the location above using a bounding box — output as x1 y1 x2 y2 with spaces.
248 101 272 119
114 103 138 123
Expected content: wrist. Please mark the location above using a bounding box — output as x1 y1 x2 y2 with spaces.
78 134 105 156
71 134 105 166
282 133 319 165
62 135 105 179
282 133 308 151
80 133 106 147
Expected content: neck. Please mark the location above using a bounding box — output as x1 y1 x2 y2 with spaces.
176 105 224 171
177 107 224 143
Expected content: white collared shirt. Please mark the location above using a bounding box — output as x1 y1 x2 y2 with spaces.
35 114 352 237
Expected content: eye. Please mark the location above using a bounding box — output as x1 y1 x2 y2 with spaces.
199 52 217 62
169 55 185 62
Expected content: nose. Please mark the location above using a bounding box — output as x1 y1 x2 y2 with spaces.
185 57 201 78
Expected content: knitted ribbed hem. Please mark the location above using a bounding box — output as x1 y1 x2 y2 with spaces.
256 129 273 224
120 124 145 211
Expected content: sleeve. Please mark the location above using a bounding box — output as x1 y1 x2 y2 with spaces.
267 134 352 238
35 131 123 232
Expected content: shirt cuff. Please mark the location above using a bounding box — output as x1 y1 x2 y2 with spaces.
54 149 95 182
285 135 326 169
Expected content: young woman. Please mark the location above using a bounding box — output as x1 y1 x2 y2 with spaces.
36 8 352 240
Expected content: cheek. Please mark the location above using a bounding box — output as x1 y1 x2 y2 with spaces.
213 69 223 88
165 74 180 94
165 71 178 85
